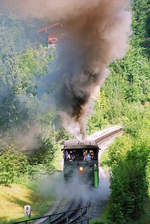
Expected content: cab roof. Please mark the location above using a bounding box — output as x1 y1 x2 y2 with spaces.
63 126 123 151
63 139 99 150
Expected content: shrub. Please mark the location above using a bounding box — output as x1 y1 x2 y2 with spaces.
0 145 29 185
28 133 59 170
108 131 150 223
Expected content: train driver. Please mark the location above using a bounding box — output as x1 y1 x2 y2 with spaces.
83 150 91 161
65 150 69 160
90 150 94 160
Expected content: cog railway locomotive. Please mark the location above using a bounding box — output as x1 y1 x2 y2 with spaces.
62 139 100 187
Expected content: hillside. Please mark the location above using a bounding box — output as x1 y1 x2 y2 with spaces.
0 0 150 223
88 0 150 223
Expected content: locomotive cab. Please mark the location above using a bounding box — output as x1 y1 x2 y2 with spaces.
62 140 100 187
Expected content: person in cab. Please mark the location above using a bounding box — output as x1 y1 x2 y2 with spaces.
83 150 91 161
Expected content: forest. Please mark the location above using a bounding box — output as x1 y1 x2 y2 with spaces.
0 0 150 223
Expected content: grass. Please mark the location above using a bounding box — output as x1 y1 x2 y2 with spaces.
0 182 55 224
0 147 63 224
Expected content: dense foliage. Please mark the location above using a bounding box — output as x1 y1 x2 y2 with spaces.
0 146 28 185
0 15 62 185
107 109 150 223
0 0 150 223
87 0 150 223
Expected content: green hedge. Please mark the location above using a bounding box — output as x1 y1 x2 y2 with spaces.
0 146 29 185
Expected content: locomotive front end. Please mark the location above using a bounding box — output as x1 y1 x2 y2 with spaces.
62 139 100 187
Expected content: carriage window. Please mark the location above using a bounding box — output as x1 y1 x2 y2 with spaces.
64 149 97 161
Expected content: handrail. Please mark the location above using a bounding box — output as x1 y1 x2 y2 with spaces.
13 205 90 224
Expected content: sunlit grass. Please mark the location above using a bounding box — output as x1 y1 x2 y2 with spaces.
0 183 54 224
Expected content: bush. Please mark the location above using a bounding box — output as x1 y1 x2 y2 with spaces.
0 146 29 185
108 128 150 223
109 156 147 222
28 132 59 170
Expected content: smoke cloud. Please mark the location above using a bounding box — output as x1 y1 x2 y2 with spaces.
39 167 110 202
1 0 132 139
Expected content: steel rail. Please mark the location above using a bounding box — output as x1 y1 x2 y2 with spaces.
49 199 82 224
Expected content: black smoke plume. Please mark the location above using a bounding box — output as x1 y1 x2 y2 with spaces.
1 0 132 139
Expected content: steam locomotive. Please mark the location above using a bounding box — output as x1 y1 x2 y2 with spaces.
62 139 100 187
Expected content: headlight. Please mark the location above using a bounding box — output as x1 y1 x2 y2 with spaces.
79 166 84 172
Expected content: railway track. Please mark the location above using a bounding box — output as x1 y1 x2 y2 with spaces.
12 199 89 224
49 199 82 224
52 201 88 224
32 198 78 224
14 125 123 224
88 125 123 150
